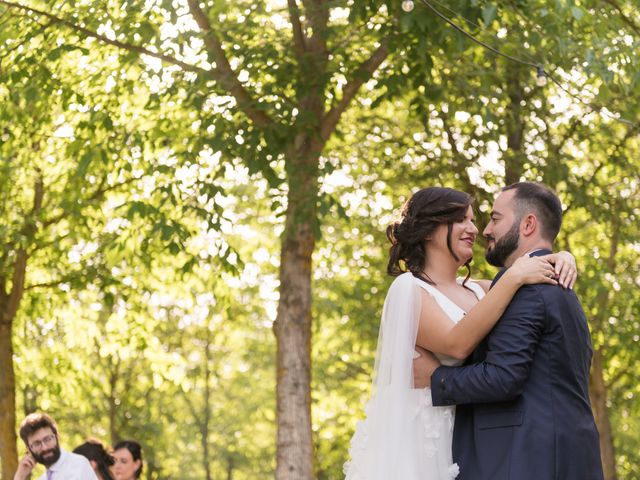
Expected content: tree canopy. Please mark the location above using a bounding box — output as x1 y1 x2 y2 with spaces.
1 0 638 479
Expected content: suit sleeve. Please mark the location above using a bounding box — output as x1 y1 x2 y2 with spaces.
431 285 546 406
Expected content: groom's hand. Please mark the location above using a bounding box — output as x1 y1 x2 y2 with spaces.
413 346 441 388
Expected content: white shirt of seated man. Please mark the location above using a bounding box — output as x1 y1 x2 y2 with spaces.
14 426 97 480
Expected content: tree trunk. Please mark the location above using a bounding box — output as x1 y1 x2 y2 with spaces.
274 140 321 480
0 315 18 479
0 176 42 478
107 360 119 445
587 214 620 480
226 456 234 480
590 349 618 479
202 330 212 480
504 71 527 185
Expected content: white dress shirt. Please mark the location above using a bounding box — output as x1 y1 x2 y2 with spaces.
37 449 98 480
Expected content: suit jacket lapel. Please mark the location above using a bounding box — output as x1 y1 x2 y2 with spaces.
471 248 553 362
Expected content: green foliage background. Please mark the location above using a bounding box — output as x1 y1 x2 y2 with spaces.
1 0 639 478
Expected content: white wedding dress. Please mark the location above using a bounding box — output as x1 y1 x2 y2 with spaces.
344 272 485 480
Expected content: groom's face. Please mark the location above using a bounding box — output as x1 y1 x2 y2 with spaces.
483 190 522 267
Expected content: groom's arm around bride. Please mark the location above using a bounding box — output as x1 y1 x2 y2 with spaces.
415 183 604 480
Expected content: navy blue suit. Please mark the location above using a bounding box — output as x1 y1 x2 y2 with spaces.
431 250 603 480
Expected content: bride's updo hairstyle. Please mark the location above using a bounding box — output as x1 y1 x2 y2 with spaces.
387 187 474 284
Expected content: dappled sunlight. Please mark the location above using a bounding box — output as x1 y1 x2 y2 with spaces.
0 0 638 477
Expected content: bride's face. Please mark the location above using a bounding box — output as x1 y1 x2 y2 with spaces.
429 206 478 264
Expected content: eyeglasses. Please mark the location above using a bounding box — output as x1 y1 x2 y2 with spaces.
29 434 56 451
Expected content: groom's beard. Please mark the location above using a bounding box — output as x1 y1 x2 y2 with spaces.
485 222 520 267
31 444 61 467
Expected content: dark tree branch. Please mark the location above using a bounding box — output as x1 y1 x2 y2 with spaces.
27 232 72 257
555 113 589 154
0 0 210 75
538 110 587 188
7 173 43 320
183 388 202 430
301 0 328 57
23 274 75 291
320 39 390 142
439 109 482 197
602 0 640 36
605 363 633 391
185 0 275 129
287 0 307 61
40 177 137 229
0 274 7 301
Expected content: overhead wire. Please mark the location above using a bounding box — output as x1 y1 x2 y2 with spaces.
416 0 638 127
428 0 541 66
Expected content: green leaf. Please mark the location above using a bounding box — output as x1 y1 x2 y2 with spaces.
59 44 90 55
571 6 584 20
47 47 62 61
482 5 497 26
24 86 39 102
168 241 180 255
77 150 93 177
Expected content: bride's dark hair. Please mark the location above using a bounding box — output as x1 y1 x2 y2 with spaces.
387 187 474 284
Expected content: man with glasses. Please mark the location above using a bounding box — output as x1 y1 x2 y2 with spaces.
14 413 97 480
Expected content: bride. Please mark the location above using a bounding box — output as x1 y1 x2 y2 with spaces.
344 187 575 480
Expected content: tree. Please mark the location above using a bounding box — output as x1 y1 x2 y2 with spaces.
0 0 453 476
0 9 204 473
2 0 639 478
0 35 144 475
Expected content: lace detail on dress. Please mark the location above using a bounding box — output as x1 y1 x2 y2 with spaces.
345 391 459 479
417 390 439 458
415 389 459 477
344 275 477 479
343 401 373 479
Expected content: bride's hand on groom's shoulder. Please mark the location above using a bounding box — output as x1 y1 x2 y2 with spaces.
541 251 577 289
413 346 440 389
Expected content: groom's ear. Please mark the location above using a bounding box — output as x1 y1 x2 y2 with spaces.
520 213 538 237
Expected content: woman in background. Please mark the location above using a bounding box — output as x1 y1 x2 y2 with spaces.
112 440 143 480
73 438 115 480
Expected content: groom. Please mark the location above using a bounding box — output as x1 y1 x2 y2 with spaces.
415 182 604 480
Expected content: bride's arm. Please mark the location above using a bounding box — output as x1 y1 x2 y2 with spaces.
415 256 557 360
475 251 577 292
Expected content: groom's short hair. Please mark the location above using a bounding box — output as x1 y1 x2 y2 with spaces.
503 182 563 242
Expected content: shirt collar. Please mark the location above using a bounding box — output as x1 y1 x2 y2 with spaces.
525 248 552 257
48 449 69 472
